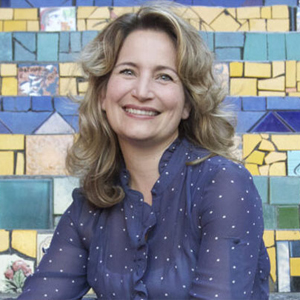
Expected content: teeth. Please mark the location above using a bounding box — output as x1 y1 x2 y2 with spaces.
125 108 158 116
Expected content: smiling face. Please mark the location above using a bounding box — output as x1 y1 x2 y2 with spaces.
101 29 190 149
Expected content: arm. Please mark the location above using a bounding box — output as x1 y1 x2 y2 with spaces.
18 190 91 300
189 162 267 299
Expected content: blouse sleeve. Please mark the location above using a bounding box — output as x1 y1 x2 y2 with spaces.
189 162 267 300
17 189 91 300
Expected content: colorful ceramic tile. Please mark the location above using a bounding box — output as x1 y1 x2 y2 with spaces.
277 112 300 132
288 151 300 176
37 232 53 264
251 112 291 132
290 257 300 276
0 254 34 293
40 7 76 31
26 135 73 175
276 241 291 292
277 207 300 229
242 134 262 158
290 240 300 257
262 204 276 229
0 230 9 252
291 277 300 292
276 230 300 241
12 230 36 258
18 64 59 96
272 135 300 150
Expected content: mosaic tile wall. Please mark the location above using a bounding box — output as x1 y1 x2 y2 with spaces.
1 1 300 296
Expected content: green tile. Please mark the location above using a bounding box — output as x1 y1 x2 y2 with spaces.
277 206 300 229
263 204 276 229
253 176 268 204
270 177 300 205
0 179 52 229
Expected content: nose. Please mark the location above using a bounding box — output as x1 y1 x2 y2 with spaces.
131 75 154 101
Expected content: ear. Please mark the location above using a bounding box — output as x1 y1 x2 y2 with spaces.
181 101 191 120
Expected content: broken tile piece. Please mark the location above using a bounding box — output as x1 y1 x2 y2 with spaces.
37 233 53 264
259 165 269 175
12 230 36 258
258 76 285 92
259 139 275 151
243 134 262 158
265 152 287 164
272 61 285 78
245 163 259 175
245 150 265 165
269 162 286 176
210 12 240 32
15 152 24 175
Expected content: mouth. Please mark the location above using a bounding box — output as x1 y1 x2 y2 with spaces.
124 107 160 116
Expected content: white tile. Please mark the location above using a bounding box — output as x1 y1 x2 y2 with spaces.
277 241 291 292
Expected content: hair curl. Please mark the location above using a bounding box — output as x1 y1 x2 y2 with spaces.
66 3 236 208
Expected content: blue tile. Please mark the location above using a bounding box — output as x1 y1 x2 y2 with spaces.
0 179 52 229
251 112 291 132
62 115 79 132
215 32 244 47
267 97 300 110
224 96 242 111
286 33 300 60
59 32 69 53
236 111 265 132
54 97 79 115
70 32 81 53
270 177 300 205
242 97 266 111
199 32 214 52
244 33 267 61
287 151 300 176
253 176 268 204
215 48 241 60
0 120 11 133
82 31 98 47
112 0 139 5
13 32 36 52
28 0 72 6
267 33 286 61
175 0 192 4
10 0 31 7
14 41 36 61
59 53 76 62
32 96 53 112
77 0 94 5
290 240 300 258
0 111 51 134
276 112 300 132
0 33 12 61
192 0 263 6
265 0 296 5
2 96 31 112
95 0 114 5
37 33 59 61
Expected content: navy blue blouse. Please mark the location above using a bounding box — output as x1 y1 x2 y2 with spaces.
18 138 270 300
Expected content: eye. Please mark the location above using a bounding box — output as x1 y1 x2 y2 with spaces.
158 74 173 82
120 69 135 76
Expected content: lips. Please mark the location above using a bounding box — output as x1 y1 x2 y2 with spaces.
124 106 159 116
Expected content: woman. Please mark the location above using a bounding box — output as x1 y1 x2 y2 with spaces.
18 3 270 300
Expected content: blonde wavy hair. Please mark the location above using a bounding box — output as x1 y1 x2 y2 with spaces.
66 3 236 208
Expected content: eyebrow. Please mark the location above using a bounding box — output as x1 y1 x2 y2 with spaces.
114 62 178 74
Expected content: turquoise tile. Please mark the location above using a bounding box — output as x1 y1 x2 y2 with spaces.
286 33 300 60
253 176 268 204
199 31 214 52
262 204 276 229
236 111 265 132
270 177 300 205
0 179 52 229
37 33 59 61
288 151 300 176
267 33 286 61
277 206 300 229
244 33 267 61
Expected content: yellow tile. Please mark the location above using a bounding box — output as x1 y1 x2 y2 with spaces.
89 7 110 19
59 63 82 77
290 258 300 276
245 163 259 175
229 62 243 77
245 150 265 165
0 230 9 252
3 20 26 31
272 61 285 78
0 8 13 20
237 7 260 19
272 5 289 19
269 162 286 176
200 22 213 31
261 6 271 19
258 139 275 151
238 20 249 31
226 8 236 19
1 63 17 76
0 134 24 150
259 165 269 175
289 92 300 96
16 152 24 175
14 8 37 20
210 12 240 31
59 78 77 96
243 134 262 158
263 230 275 247
267 19 289 32
189 19 200 31
12 230 37 258
272 135 300 150
286 61 296 88
2 77 18 95
261 133 269 139
0 21 3 31
249 19 266 31
0 151 14 175
264 152 287 164
276 230 300 240
258 76 285 92
110 7 133 17
245 62 271 78
230 78 257 96
194 7 224 25
78 81 88 93
258 91 286 96
27 20 39 31
267 247 276 283
77 6 96 18
182 8 199 19
77 19 86 31
87 19 108 31
297 62 300 82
